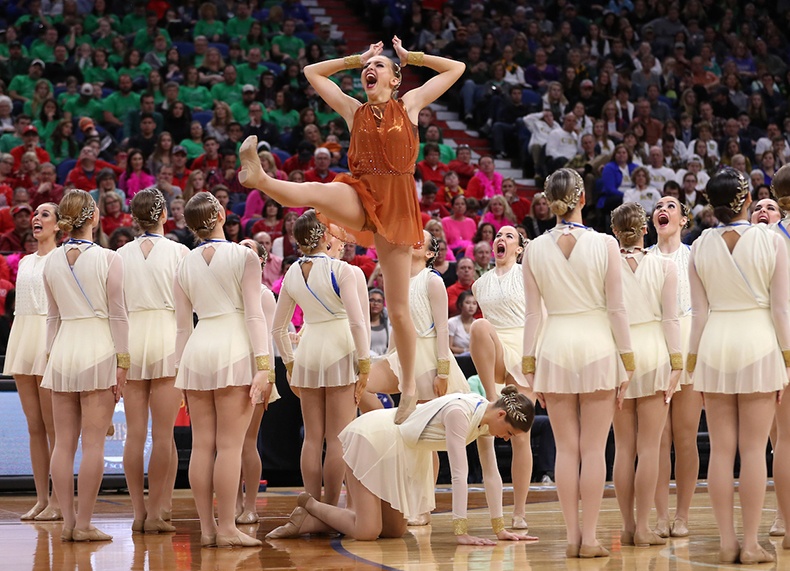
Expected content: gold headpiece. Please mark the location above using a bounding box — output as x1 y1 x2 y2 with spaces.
201 193 221 232
74 200 95 229
132 187 166 227
502 391 529 424
545 168 584 212
304 221 326 251
729 170 751 213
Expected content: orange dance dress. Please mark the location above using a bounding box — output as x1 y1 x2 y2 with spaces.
319 98 424 248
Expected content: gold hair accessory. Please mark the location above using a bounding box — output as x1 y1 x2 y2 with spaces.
502 391 529 424
437 358 450 377
116 353 131 370
304 221 327 251
669 353 683 371
783 350 790 368
522 356 536 375
545 168 583 212
406 51 425 66
256 355 270 371
75 201 96 229
358 358 371 375
491 517 506 534
268 369 276 383
133 187 166 227
620 352 635 372
201 193 221 233
344 54 362 69
285 361 294 375
686 353 697 374
453 518 468 536
729 171 751 213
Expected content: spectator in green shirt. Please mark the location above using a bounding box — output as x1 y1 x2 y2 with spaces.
0 115 32 153
210 65 243 107
103 75 141 136
179 121 206 161
271 19 306 63
0 28 29 59
118 50 153 90
122 2 149 37
32 98 61 142
22 80 53 119
241 21 271 58
0 42 31 86
90 18 117 51
83 48 119 88
268 90 300 132
9 61 49 105
194 3 225 42
64 83 106 123
226 2 255 39
191 36 209 68
84 0 121 34
29 27 59 63
133 11 172 54
231 85 258 124
179 66 214 111
236 47 267 87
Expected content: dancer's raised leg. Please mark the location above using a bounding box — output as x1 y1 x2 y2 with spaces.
469 319 507 401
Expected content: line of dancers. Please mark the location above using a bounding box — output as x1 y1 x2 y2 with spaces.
10 37 790 564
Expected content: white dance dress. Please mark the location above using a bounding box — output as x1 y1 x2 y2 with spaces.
689 224 790 394
619 251 681 399
117 235 188 380
340 393 489 520
42 242 129 392
384 268 469 400
647 242 692 385
4 251 54 376
174 241 272 391
272 254 368 389
524 224 632 393
472 263 529 387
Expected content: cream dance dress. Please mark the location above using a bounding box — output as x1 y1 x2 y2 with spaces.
646 243 692 385
272 253 368 389
4 251 54 376
619 251 681 398
175 241 277 398
524 224 632 393
689 224 790 394
384 268 469 400
118 234 188 380
42 242 128 392
472 263 529 387
340 393 492 520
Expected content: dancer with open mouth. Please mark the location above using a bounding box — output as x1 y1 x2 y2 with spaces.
238 37 464 424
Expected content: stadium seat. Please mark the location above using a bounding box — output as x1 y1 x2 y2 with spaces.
209 43 229 58
192 111 213 127
173 41 195 58
232 201 246 216
271 148 290 164
522 89 542 110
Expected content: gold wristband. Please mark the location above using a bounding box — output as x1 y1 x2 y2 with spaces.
285 361 294 375
268 369 276 383
620 352 635 372
783 350 790 368
437 358 450 377
522 356 536 375
406 51 425 66
491 517 505 534
453 518 468 536
344 54 362 69
686 353 697 374
256 355 270 371
116 352 130 370
358 358 371 375
669 353 683 371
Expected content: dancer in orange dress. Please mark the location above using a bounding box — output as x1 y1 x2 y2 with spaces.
239 37 465 423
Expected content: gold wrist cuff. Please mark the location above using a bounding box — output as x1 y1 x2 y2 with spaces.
669 353 683 371
268 369 276 383
358 358 371 375
783 350 790 368
453 518 468 536
256 355 270 371
116 353 130 370
285 361 294 375
344 54 362 69
491 517 505 534
406 51 425 66
437 358 450 377
522 356 536 375
620 352 635 372
686 353 697 374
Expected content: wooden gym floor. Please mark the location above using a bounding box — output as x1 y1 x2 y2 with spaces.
0 483 786 570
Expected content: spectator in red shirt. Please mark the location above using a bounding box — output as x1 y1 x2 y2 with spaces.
448 144 477 189
282 141 315 174
502 177 531 222
65 146 123 191
416 143 448 187
190 135 221 174
29 162 64 209
99 192 133 236
303 147 337 183
0 203 32 252
171 145 192 189
340 242 376 279
10 125 50 169
419 182 449 220
447 257 478 317
0 188 30 234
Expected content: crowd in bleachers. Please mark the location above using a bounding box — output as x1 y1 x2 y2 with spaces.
0 0 789 372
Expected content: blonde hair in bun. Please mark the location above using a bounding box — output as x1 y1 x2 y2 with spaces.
772 165 790 213
611 202 647 249
544 168 584 216
57 190 96 234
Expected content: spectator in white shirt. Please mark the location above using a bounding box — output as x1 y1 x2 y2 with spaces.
545 112 580 172
623 166 662 214
523 109 561 179
645 146 677 188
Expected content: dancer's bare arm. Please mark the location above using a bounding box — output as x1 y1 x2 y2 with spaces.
393 36 465 124
303 43 382 126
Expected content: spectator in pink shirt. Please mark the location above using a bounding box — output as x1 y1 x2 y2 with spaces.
442 194 477 253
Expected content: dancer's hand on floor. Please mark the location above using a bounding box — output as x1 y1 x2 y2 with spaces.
497 530 538 542
456 534 496 546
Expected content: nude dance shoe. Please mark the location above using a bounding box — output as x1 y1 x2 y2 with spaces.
653 519 669 538
235 510 260 525
216 531 262 548
20 503 46 521
72 527 113 542
144 518 176 533
407 513 431 526
770 516 786 537
201 534 218 548
579 543 610 558
739 546 774 565
511 515 528 531
131 519 145 533
35 506 64 521
669 518 689 537
394 394 417 425
265 507 308 539
619 531 634 546
565 544 581 558
633 530 666 547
